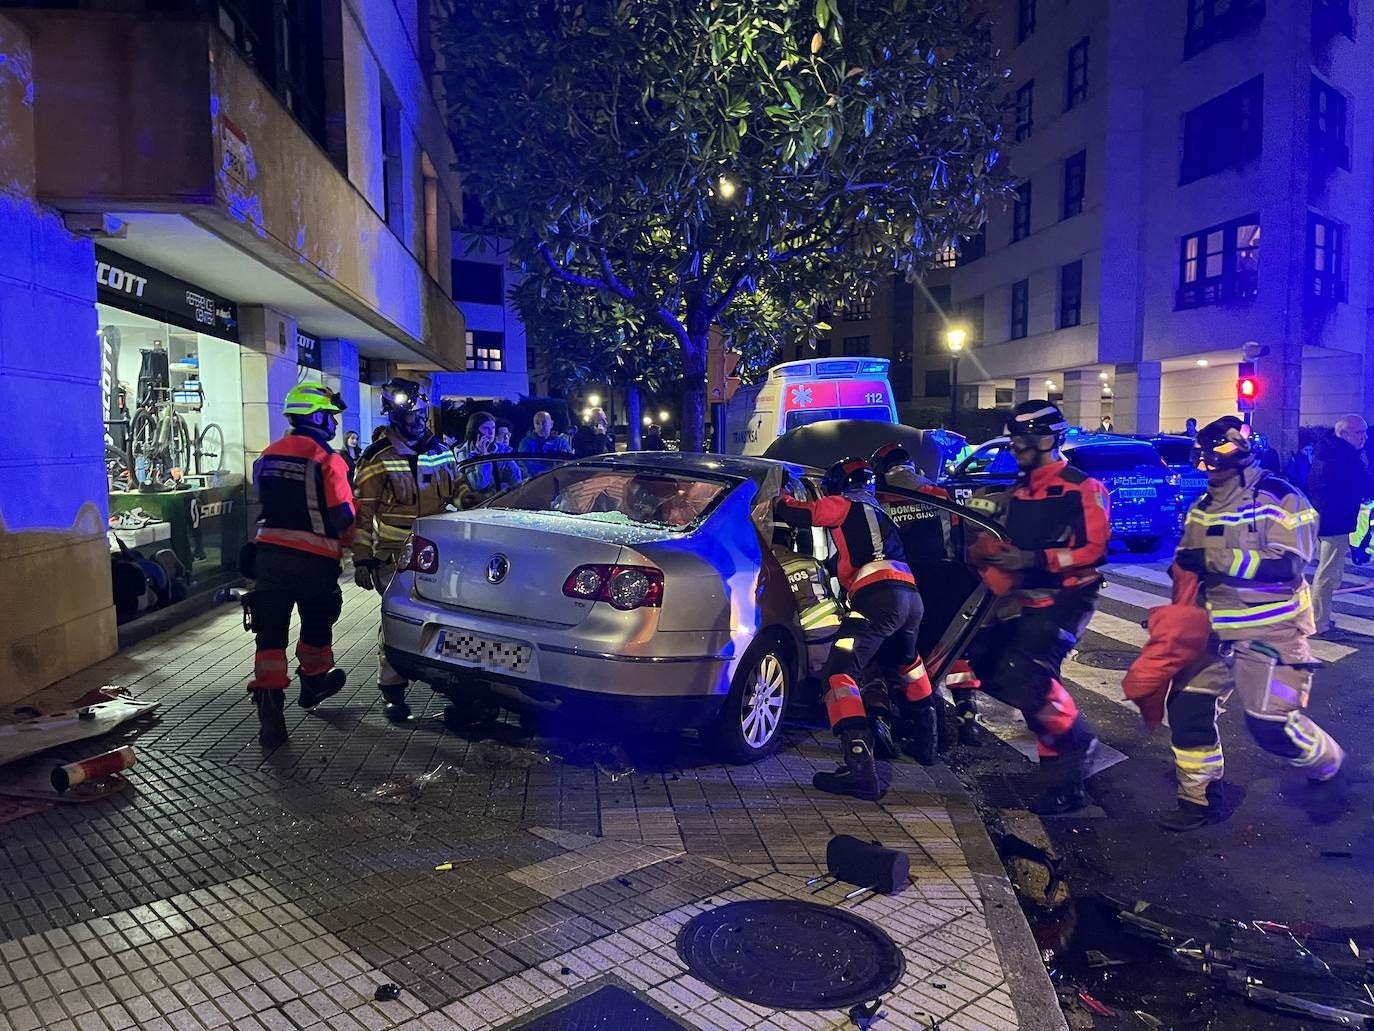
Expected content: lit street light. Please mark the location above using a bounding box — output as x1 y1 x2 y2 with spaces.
587 393 602 408
658 410 670 423
717 175 737 200
946 326 967 432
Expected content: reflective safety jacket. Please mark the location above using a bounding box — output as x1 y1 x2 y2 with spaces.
878 467 956 563
967 459 1110 594
775 549 845 634
1177 468 1318 639
352 430 462 562
253 429 355 559
773 491 915 601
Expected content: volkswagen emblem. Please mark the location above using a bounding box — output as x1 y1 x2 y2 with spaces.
486 553 510 585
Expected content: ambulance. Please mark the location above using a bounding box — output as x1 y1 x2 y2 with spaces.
724 357 899 456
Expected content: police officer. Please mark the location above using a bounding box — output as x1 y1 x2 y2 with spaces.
871 442 982 751
963 401 1108 814
352 378 462 720
773 458 933 800
1163 416 1343 831
247 383 355 747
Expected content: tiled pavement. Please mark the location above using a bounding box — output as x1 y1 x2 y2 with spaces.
1 584 1065 1030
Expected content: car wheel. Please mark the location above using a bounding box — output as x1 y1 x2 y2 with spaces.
442 698 501 733
1125 536 1160 553
711 638 792 765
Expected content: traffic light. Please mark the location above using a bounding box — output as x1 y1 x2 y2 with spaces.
707 328 744 404
1236 360 1259 412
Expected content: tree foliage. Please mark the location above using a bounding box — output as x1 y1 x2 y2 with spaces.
440 0 1008 450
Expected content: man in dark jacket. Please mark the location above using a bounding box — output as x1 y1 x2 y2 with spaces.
572 407 615 457
1308 415 1371 635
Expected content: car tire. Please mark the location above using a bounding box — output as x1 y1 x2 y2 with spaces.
710 636 792 765
1125 537 1160 553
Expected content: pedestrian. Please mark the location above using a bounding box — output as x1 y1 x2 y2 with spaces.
1286 441 1315 493
1307 415 1372 636
572 407 615 457
1163 416 1342 831
518 409 575 474
455 411 522 496
642 423 667 451
1251 431 1281 474
246 383 354 747
352 378 462 721
340 429 363 484
495 420 514 453
1098 414 1114 433
772 458 932 801
371 425 388 444
1184 417 1198 439
960 401 1108 814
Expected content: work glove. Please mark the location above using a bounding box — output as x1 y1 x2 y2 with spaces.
386 469 417 507
988 547 1041 572
1174 548 1207 575
354 562 375 591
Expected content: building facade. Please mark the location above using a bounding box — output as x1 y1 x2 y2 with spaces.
865 0 1372 451
0 0 468 702
441 234 530 404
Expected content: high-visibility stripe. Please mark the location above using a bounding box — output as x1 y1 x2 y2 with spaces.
1208 585 1311 628
256 527 343 559
822 675 867 726
250 649 290 690
1187 506 1317 530
1050 548 1075 571
899 657 932 702
295 642 335 677
1033 679 1078 736
850 559 915 595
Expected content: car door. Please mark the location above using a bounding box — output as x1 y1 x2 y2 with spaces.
943 441 1018 503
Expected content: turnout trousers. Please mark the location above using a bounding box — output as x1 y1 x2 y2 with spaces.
1167 623 1343 805
248 545 344 690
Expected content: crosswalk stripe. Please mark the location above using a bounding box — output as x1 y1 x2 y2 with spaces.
971 693 1129 777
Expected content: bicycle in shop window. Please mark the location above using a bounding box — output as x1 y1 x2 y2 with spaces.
127 382 226 490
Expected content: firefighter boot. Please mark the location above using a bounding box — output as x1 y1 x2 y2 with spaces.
955 695 986 747
935 696 955 754
861 678 898 760
1158 799 1214 832
251 689 288 749
298 668 346 709
900 696 939 766
1029 743 1096 816
813 722 884 802
380 683 411 722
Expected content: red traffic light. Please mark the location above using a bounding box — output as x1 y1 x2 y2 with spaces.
1239 377 1257 398
1237 375 1260 411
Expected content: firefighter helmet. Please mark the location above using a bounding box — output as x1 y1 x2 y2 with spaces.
871 443 914 480
823 457 876 495
283 382 345 418
1193 416 1252 472
1006 400 1069 440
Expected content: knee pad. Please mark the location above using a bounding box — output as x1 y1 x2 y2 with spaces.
1244 712 1300 758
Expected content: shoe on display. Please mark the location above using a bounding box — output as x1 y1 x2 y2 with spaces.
1158 799 1214 832
298 668 346 709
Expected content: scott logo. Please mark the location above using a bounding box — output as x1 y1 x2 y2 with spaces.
95 261 147 298
190 498 232 529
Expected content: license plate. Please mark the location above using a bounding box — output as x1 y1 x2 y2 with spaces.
1119 487 1157 500
434 629 532 673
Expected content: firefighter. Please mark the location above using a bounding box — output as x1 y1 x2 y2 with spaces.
1162 416 1343 831
871 442 984 750
352 378 462 720
962 401 1108 815
247 383 355 747
773 458 934 800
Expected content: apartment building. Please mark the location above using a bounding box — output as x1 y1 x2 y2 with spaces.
856 0 1372 450
0 0 467 700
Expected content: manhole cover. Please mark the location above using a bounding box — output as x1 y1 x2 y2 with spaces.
676 899 904 1010
508 983 688 1029
1075 649 1138 670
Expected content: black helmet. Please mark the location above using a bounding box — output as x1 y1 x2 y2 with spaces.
1193 416 1251 472
380 377 431 444
1006 400 1069 440
871 443 914 480
823 457 876 495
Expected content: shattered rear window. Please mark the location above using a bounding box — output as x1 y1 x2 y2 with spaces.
484 467 736 531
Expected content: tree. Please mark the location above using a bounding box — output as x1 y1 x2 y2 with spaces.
440 0 1007 451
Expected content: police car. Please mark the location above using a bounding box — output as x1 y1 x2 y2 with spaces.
940 430 1180 552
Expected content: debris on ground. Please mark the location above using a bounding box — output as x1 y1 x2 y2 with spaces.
1075 990 1115 1016
364 764 451 805
373 983 402 1002
51 745 136 792
846 998 883 1029
1085 949 1127 968
1 689 156 768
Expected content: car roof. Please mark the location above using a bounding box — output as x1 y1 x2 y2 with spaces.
574 451 815 482
973 432 1161 452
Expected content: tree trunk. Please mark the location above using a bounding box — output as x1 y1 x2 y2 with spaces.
679 296 709 453
626 378 642 450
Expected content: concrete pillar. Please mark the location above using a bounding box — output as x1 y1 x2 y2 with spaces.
971 383 999 408
1113 362 1161 435
238 306 300 468
322 338 360 444
1060 370 1104 430
1014 377 1032 405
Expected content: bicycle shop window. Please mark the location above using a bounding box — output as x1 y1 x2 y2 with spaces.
1176 214 1261 309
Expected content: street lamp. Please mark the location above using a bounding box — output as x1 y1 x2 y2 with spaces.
587 393 602 408
945 326 967 432
658 410 670 423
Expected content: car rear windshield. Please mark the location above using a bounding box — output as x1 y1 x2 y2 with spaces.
1070 444 1167 473
1152 440 1195 466
484 466 733 531
784 406 891 430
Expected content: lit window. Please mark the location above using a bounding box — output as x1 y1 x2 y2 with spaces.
1177 214 1261 309
1066 38 1089 110
465 330 505 371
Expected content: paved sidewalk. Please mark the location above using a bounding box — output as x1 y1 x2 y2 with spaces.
0 585 1064 1031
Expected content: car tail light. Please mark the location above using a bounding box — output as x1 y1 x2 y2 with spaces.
399 533 439 574
562 564 664 610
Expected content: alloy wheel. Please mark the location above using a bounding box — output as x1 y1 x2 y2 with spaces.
741 652 786 749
